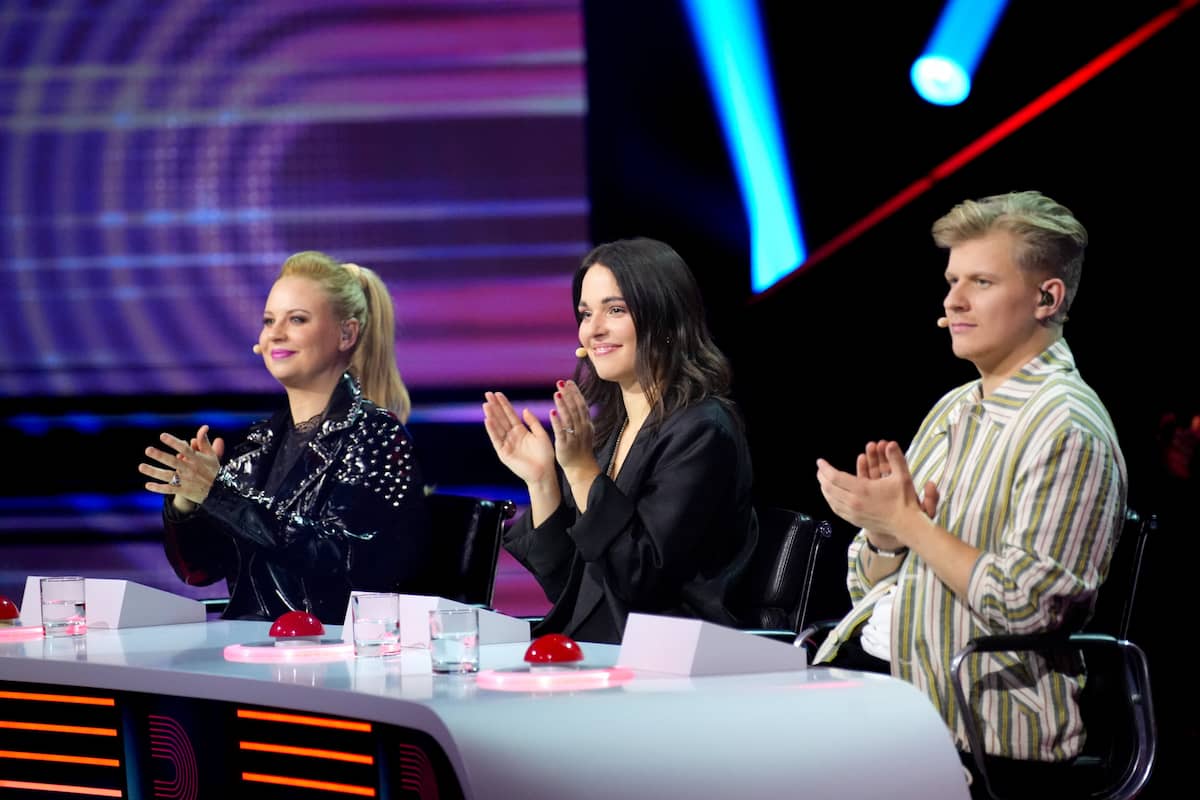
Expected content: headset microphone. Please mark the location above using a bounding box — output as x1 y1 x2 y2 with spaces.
252 344 263 355
575 347 588 358
937 317 949 328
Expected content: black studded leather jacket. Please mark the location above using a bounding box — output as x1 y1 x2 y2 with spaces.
163 373 432 624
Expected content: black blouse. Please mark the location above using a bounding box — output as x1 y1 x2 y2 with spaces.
504 397 759 644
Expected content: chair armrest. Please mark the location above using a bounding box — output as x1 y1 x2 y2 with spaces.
951 631 1076 800
950 631 1156 800
953 630 1074 656
201 597 230 616
792 618 839 655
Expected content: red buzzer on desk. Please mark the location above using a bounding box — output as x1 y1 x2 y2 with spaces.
524 633 584 665
0 595 18 624
269 610 325 642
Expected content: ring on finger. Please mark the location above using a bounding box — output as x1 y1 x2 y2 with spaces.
169 472 181 487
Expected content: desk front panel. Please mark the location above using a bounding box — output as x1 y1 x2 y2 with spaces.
0 678 460 799
1 621 970 800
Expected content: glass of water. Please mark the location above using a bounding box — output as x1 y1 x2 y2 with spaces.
351 592 401 657
40 576 86 637
429 608 480 674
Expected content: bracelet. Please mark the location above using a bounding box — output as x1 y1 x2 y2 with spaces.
865 539 909 558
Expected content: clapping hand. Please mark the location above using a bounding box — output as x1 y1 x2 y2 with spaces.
549 380 596 472
139 424 224 512
482 391 556 486
817 441 938 547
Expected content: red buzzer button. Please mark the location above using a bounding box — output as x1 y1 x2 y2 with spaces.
269 610 325 639
0 595 18 621
524 633 584 664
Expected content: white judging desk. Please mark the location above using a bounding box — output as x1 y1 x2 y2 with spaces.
0 621 969 799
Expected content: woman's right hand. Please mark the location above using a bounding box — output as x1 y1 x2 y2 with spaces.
482 391 556 486
138 424 224 514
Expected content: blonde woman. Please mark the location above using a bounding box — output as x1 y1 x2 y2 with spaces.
139 251 431 623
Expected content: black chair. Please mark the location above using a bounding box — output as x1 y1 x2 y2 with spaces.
730 507 833 641
198 492 517 616
425 492 517 607
951 508 1158 800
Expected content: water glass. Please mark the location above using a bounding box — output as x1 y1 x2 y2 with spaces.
40 576 86 637
429 608 480 674
351 592 401 657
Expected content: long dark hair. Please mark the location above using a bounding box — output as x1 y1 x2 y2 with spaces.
572 237 735 441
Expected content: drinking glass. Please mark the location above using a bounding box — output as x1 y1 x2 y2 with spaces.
351 592 401 657
40 576 86 637
429 608 480 673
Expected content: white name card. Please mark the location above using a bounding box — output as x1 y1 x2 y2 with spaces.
617 612 808 676
20 577 206 629
341 593 530 647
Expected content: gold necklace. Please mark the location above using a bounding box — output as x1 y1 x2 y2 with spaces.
607 417 629 478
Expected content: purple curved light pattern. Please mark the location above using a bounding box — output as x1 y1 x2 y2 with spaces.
149 714 199 800
0 0 586 396
396 742 438 799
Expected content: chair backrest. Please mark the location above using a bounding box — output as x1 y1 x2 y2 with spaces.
425 493 516 607
951 505 1160 800
1088 507 1156 639
1073 506 1159 798
1073 635 1157 800
952 632 1156 800
730 507 833 633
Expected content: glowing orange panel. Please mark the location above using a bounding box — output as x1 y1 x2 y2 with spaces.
0 721 117 736
0 780 122 797
242 771 375 797
0 749 120 767
236 709 371 732
0 690 115 706
239 741 374 765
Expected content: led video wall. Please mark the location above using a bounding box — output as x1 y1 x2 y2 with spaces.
0 0 587 397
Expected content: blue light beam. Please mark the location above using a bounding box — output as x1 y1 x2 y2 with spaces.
683 0 805 293
911 0 1010 106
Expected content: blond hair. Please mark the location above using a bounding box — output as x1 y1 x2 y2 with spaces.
278 251 411 421
932 190 1087 323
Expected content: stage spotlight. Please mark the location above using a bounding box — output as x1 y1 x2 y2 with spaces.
911 55 971 106
911 0 1009 106
683 0 806 293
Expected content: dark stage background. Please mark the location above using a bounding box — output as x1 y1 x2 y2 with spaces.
583 2 1199 795
3 1 1197 796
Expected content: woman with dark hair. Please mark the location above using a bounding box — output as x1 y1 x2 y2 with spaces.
137 251 432 624
483 237 758 644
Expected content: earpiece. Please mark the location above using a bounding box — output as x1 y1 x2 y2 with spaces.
937 317 949 328
1039 289 1054 307
575 347 588 358
252 344 262 355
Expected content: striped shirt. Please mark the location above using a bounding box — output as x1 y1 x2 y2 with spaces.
815 340 1127 761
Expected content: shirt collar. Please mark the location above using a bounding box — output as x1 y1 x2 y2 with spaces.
958 339 1076 427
